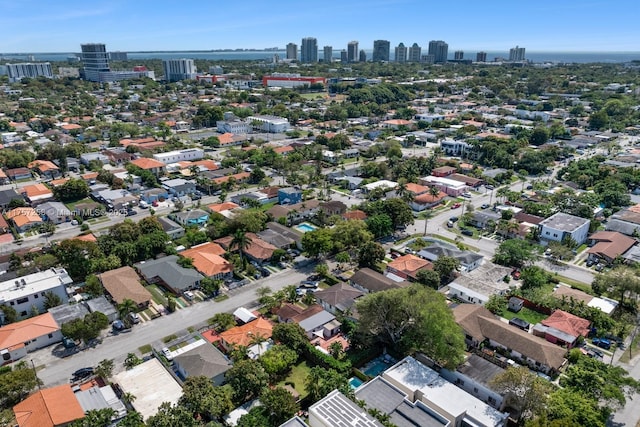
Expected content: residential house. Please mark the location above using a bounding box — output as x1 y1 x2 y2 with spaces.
453 304 567 374
214 232 277 263
102 148 136 165
468 210 502 230
257 222 303 249
335 175 363 190
20 183 54 204
129 157 166 176
0 312 62 363
587 231 636 265
278 187 302 205
539 212 590 246
234 307 258 324
350 268 410 293
386 254 433 282
319 200 347 216
5 167 32 181
0 188 23 209
174 342 232 386
445 263 513 306
140 188 169 204
322 150 340 164
0 169 9 185
85 296 119 323
162 178 196 197
135 255 203 295
417 242 483 272
74 384 127 419
411 189 448 211
231 190 273 207
381 119 413 129
552 284 618 315
440 139 470 157
298 310 341 340
180 242 233 280
27 160 60 179
171 209 209 227
342 210 367 221
420 176 468 197
37 201 72 224
0 215 10 236
13 384 85 427
362 179 398 194
219 317 273 352
80 152 110 166
0 268 72 321
275 303 324 324
267 199 320 225
314 283 364 315
308 390 384 427
533 310 590 349
432 166 457 177
449 173 483 188
6 207 43 232
98 266 152 308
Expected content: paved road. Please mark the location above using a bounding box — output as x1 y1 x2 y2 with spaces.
32 265 313 387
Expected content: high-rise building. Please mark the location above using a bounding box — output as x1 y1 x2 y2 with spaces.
509 46 526 61
286 43 298 60
347 41 359 62
81 43 110 81
476 51 487 62
359 49 367 62
323 46 333 62
340 50 348 63
6 63 53 82
163 58 196 82
372 40 390 62
394 43 407 63
301 37 318 63
408 43 421 62
454 50 464 60
428 40 448 63
422 54 435 64
108 51 128 61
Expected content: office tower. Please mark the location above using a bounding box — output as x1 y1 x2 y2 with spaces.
301 37 318 63
163 58 196 82
109 51 128 61
454 50 464 60
509 46 526 61
323 46 333 62
286 43 298 60
372 40 390 62
340 50 348 62
476 51 487 62
428 40 448 63
6 62 53 82
81 43 110 82
408 43 421 62
394 43 407 63
347 41 359 62
359 50 367 62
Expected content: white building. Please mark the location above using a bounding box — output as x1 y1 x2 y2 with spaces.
152 148 204 164
420 176 468 197
441 139 471 157
415 113 445 123
308 390 382 427
7 62 53 82
539 212 590 246
0 268 72 320
163 58 197 82
216 120 252 134
246 115 290 133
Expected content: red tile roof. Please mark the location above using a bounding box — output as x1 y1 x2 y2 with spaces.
387 254 432 276
13 384 85 427
214 233 277 261
180 242 233 277
130 157 165 170
342 210 367 220
0 313 59 352
219 317 273 348
541 310 591 338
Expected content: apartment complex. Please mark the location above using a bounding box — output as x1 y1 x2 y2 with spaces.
372 39 390 62
6 62 53 82
163 58 196 82
301 37 318 63
0 268 72 320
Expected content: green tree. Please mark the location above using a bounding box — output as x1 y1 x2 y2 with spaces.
225 359 269 403
357 241 386 269
529 127 550 146
146 402 200 427
356 285 465 368
432 256 460 285
272 323 309 353
545 388 608 427
43 291 62 309
258 344 298 379
588 109 609 130
260 386 300 425
118 299 138 327
53 178 90 202
493 239 536 268
70 408 116 426
521 266 549 290
230 229 253 265
490 366 553 420
236 407 271 427
416 269 441 289
0 305 17 324
366 214 393 238
179 376 234 421
124 353 142 369
484 294 505 315
305 366 352 403
208 312 237 332
94 358 114 381
302 228 334 258
0 361 40 408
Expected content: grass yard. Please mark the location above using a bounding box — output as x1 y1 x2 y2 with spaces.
65 197 93 210
139 344 152 354
145 284 168 305
278 360 311 398
501 306 549 325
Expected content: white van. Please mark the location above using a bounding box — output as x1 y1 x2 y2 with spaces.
139 201 149 209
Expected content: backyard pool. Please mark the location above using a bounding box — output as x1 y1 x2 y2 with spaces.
348 377 364 389
362 355 397 377
295 222 318 233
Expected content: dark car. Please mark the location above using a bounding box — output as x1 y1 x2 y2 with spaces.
260 268 271 277
190 193 202 200
509 317 530 331
299 281 319 289
449 216 459 222
112 320 125 331
586 259 596 267
592 338 611 350
481 203 490 209
126 209 137 216
461 228 474 236
72 367 94 380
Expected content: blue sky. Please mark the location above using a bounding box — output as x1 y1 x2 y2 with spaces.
1 0 638 52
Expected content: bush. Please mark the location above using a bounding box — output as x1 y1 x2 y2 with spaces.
303 342 351 374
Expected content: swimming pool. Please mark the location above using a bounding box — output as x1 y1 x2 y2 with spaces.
295 222 317 233
362 355 397 377
349 377 364 389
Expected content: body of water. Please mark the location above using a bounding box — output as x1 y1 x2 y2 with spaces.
1 50 640 64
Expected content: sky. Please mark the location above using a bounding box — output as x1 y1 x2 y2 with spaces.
1 0 639 53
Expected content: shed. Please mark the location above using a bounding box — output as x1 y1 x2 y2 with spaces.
508 297 524 313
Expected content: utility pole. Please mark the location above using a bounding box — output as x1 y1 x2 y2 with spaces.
31 359 41 390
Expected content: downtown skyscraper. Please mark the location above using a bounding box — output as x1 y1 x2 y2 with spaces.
347 41 359 62
301 37 318 63
372 40 390 62
428 40 448 63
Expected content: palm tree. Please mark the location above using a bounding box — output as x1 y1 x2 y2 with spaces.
248 333 269 357
230 229 253 266
118 299 137 326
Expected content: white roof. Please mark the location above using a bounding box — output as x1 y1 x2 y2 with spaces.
224 399 262 427
363 180 398 191
422 176 468 189
233 307 258 323
448 283 490 303
113 358 182 421
0 268 72 305
587 297 618 315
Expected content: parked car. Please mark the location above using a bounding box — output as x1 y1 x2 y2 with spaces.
449 216 459 222
461 228 474 236
129 312 141 324
162 347 174 361
595 264 605 272
447 221 454 228
461 192 472 198
592 338 611 350
485 184 494 190
481 203 490 209
183 291 195 300
299 281 319 289
508 317 530 331
112 320 125 331
152 200 159 207
139 201 149 209
126 209 137 216
451 203 461 209
71 367 94 381
586 259 596 267
260 268 271 277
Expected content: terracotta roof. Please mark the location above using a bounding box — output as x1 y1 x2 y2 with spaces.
212 172 250 185
191 159 218 171
13 384 84 427
413 190 447 204
382 119 413 126
219 317 273 348
387 254 432 275
28 160 59 172
60 123 82 131
273 145 294 154
0 313 59 352
20 183 53 198
214 233 277 261
552 285 593 305
129 157 166 170
405 183 428 195
432 166 457 174
587 231 636 260
514 212 544 225
72 233 98 243
98 266 152 305
6 207 43 227
0 169 6 179
541 310 591 338
180 242 233 277
453 304 566 370
207 202 240 212
342 210 367 220
218 133 235 145
81 172 99 180
48 178 70 187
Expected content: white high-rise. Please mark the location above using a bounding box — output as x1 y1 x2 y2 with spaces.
163 58 196 82
509 46 526 61
6 63 53 82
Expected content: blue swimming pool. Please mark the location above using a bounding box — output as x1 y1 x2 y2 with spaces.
295 222 317 233
362 356 397 377
349 377 364 389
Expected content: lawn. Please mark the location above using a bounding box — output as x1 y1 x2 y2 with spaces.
65 197 93 210
146 284 168 305
501 306 549 325
139 344 152 354
278 360 311 398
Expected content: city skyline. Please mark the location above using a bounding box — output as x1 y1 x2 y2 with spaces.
1 0 639 53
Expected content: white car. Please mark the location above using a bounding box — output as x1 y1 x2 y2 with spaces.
129 312 141 324
461 192 472 198
183 291 195 300
162 347 173 361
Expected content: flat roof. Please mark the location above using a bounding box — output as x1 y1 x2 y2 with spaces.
540 212 589 232
456 354 505 386
363 180 398 191
309 390 382 427
0 268 72 304
113 358 182 421
422 176 468 188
